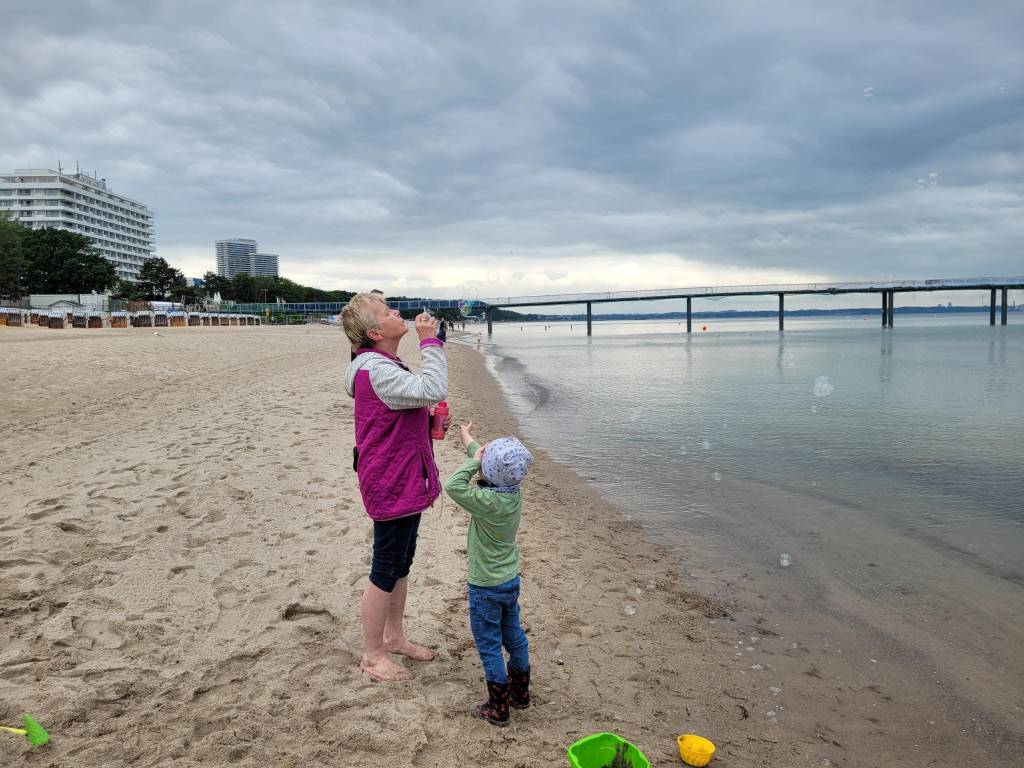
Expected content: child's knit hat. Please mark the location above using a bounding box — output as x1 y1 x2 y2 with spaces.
481 437 533 493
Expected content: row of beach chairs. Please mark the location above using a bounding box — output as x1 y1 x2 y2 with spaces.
0 308 260 329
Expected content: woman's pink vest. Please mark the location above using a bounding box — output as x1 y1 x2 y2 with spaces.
351 349 440 521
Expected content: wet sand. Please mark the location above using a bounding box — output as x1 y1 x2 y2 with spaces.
0 324 1018 766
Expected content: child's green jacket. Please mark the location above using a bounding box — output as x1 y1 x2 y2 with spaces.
444 441 523 587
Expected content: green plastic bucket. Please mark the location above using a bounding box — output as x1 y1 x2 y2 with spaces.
566 732 651 768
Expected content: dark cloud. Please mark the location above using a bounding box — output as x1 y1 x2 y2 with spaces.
1 0 1022 297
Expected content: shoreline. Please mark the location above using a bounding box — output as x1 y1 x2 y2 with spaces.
0 325 1018 766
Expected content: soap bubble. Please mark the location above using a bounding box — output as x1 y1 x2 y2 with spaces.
647 578 657 590
813 376 835 397
713 472 722 482
701 440 711 450
487 269 500 283
863 86 873 98
810 405 818 413
779 553 792 567
623 603 638 616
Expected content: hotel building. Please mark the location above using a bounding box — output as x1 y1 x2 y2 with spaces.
0 168 154 281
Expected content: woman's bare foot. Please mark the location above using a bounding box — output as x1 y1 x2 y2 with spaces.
360 653 412 682
384 637 436 661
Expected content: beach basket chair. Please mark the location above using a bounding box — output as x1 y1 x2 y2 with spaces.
187 313 201 326
47 310 66 328
87 313 103 328
110 311 129 328
153 312 169 327
131 312 153 328
72 312 88 328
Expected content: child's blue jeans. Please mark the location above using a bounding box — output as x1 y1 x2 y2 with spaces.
467 575 530 684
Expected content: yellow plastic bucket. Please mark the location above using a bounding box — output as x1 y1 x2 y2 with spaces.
677 734 716 767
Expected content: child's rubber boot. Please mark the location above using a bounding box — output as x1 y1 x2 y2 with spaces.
508 666 530 709
471 681 510 726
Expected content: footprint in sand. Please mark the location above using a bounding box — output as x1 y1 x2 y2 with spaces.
56 520 90 534
282 603 336 622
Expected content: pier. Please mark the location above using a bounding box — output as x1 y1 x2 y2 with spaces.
476 276 1024 335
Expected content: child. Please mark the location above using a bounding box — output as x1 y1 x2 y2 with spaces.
444 421 533 726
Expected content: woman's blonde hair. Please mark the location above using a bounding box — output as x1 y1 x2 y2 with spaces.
341 292 386 349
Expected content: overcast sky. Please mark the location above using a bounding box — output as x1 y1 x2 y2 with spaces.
2 1 1022 308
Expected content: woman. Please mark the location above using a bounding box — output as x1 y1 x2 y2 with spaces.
342 293 448 682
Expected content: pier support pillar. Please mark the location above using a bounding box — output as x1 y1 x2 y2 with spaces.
686 297 692 333
586 302 592 336
1002 287 1008 325
990 289 997 326
882 291 888 328
486 306 493 335
888 290 895 328
778 294 784 331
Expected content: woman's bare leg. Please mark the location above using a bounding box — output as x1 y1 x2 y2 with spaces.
361 582 412 681
383 577 435 661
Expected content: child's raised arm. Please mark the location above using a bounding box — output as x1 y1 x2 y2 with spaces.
444 441 500 518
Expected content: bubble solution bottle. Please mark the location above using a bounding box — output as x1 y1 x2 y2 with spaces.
430 401 449 440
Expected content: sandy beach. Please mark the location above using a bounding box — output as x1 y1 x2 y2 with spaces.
0 324 1018 767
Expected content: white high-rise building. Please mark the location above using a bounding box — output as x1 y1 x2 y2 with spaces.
215 239 279 278
0 168 154 281
215 238 257 279
251 252 279 278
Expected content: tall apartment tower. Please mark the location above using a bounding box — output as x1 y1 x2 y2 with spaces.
251 252 279 277
215 238 257 279
0 168 154 281
215 240 280 278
